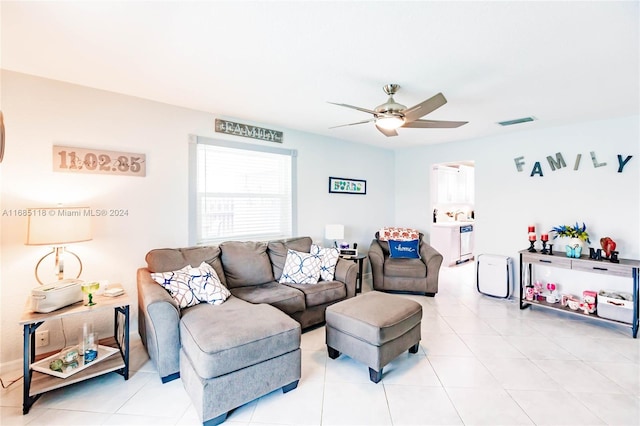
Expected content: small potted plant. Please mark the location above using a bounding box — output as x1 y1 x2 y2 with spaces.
550 222 590 258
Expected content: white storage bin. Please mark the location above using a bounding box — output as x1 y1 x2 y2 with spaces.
597 290 634 324
31 279 83 313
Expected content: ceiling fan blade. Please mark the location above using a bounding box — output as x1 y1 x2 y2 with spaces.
375 124 398 137
328 102 377 115
329 118 375 129
402 119 468 129
402 92 447 123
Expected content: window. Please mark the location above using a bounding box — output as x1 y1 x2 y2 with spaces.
189 136 297 245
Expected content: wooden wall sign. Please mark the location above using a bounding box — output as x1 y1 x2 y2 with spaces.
215 119 283 143
53 145 146 177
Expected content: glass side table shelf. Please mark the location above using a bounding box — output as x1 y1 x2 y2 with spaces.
19 292 130 414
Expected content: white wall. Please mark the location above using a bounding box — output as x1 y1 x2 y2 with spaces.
2 70 638 369
396 115 640 262
0 71 394 367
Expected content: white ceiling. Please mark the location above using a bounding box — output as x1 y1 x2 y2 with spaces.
2 1 638 149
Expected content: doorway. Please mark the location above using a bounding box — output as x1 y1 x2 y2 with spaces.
430 161 475 266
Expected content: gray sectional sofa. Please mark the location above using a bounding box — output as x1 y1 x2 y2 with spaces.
136 236 357 425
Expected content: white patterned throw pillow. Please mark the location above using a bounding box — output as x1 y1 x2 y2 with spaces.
188 262 230 305
311 244 340 281
279 249 322 284
151 262 230 308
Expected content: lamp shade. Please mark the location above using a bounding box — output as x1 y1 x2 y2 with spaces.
325 224 344 240
26 207 92 245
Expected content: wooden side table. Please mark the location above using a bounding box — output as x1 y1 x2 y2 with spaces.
340 254 367 294
19 293 130 414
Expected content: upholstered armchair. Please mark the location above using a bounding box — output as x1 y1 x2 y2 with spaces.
368 230 443 296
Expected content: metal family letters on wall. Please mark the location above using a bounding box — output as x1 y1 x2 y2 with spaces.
215 119 284 143
514 151 633 177
329 177 367 195
53 145 146 177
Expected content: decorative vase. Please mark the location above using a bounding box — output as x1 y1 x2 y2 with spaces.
564 237 584 258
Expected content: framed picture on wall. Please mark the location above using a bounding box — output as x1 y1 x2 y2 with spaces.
329 177 367 195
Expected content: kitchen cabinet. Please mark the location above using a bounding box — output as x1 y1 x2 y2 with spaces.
431 223 474 266
435 165 474 204
519 250 639 338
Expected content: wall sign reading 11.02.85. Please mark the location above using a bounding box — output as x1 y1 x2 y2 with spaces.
53 145 146 177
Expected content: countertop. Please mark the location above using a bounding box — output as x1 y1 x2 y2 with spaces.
432 221 475 227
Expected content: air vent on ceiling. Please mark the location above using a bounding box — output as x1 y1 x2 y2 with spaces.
497 116 536 126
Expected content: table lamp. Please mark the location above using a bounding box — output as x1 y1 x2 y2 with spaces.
26 206 92 284
325 224 344 248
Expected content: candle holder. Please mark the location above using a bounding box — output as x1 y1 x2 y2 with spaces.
541 240 548 254
528 239 537 252
548 244 553 255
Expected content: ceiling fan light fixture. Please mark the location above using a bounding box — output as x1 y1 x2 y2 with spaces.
376 115 405 130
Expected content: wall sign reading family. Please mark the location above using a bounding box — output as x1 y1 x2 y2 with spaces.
329 177 367 195
53 145 146 177
514 151 633 177
215 119 283 143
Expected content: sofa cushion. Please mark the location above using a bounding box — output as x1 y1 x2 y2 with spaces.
282 280 346 308
220 241 274 288
230 282 305 315
383 258 427 278
145 246 226 287
150 262 230 308
268 237 313 281
279 249 322 284
311 244 340 281
180 297 301 379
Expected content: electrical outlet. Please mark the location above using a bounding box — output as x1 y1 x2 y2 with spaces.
36 331 49 347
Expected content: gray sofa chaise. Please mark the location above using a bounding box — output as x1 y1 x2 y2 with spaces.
136 236 357 424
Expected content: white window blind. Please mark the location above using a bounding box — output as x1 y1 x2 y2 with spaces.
190 136 297 245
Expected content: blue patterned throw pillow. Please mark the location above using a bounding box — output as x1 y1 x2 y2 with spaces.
311 244 340 281
388 239 421 259
151 262 230 308
279 249 322 284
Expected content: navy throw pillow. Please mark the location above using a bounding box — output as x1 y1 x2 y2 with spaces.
388 239 421 259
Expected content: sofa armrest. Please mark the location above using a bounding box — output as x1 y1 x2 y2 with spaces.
333 258 357 298
368 239 385 290
419 242 444 294
137 267 181 382
419 241 443 265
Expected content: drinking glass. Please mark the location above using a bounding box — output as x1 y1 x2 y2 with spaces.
81 282 100 306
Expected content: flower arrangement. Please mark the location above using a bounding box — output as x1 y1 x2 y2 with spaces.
550 222 591 243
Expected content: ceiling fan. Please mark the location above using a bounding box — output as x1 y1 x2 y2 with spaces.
329 84 468 137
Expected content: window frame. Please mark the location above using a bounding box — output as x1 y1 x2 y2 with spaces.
188 135 297 245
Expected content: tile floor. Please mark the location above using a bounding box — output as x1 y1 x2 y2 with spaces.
1 262 639 425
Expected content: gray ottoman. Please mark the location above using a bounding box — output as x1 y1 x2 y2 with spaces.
325 291 422 383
